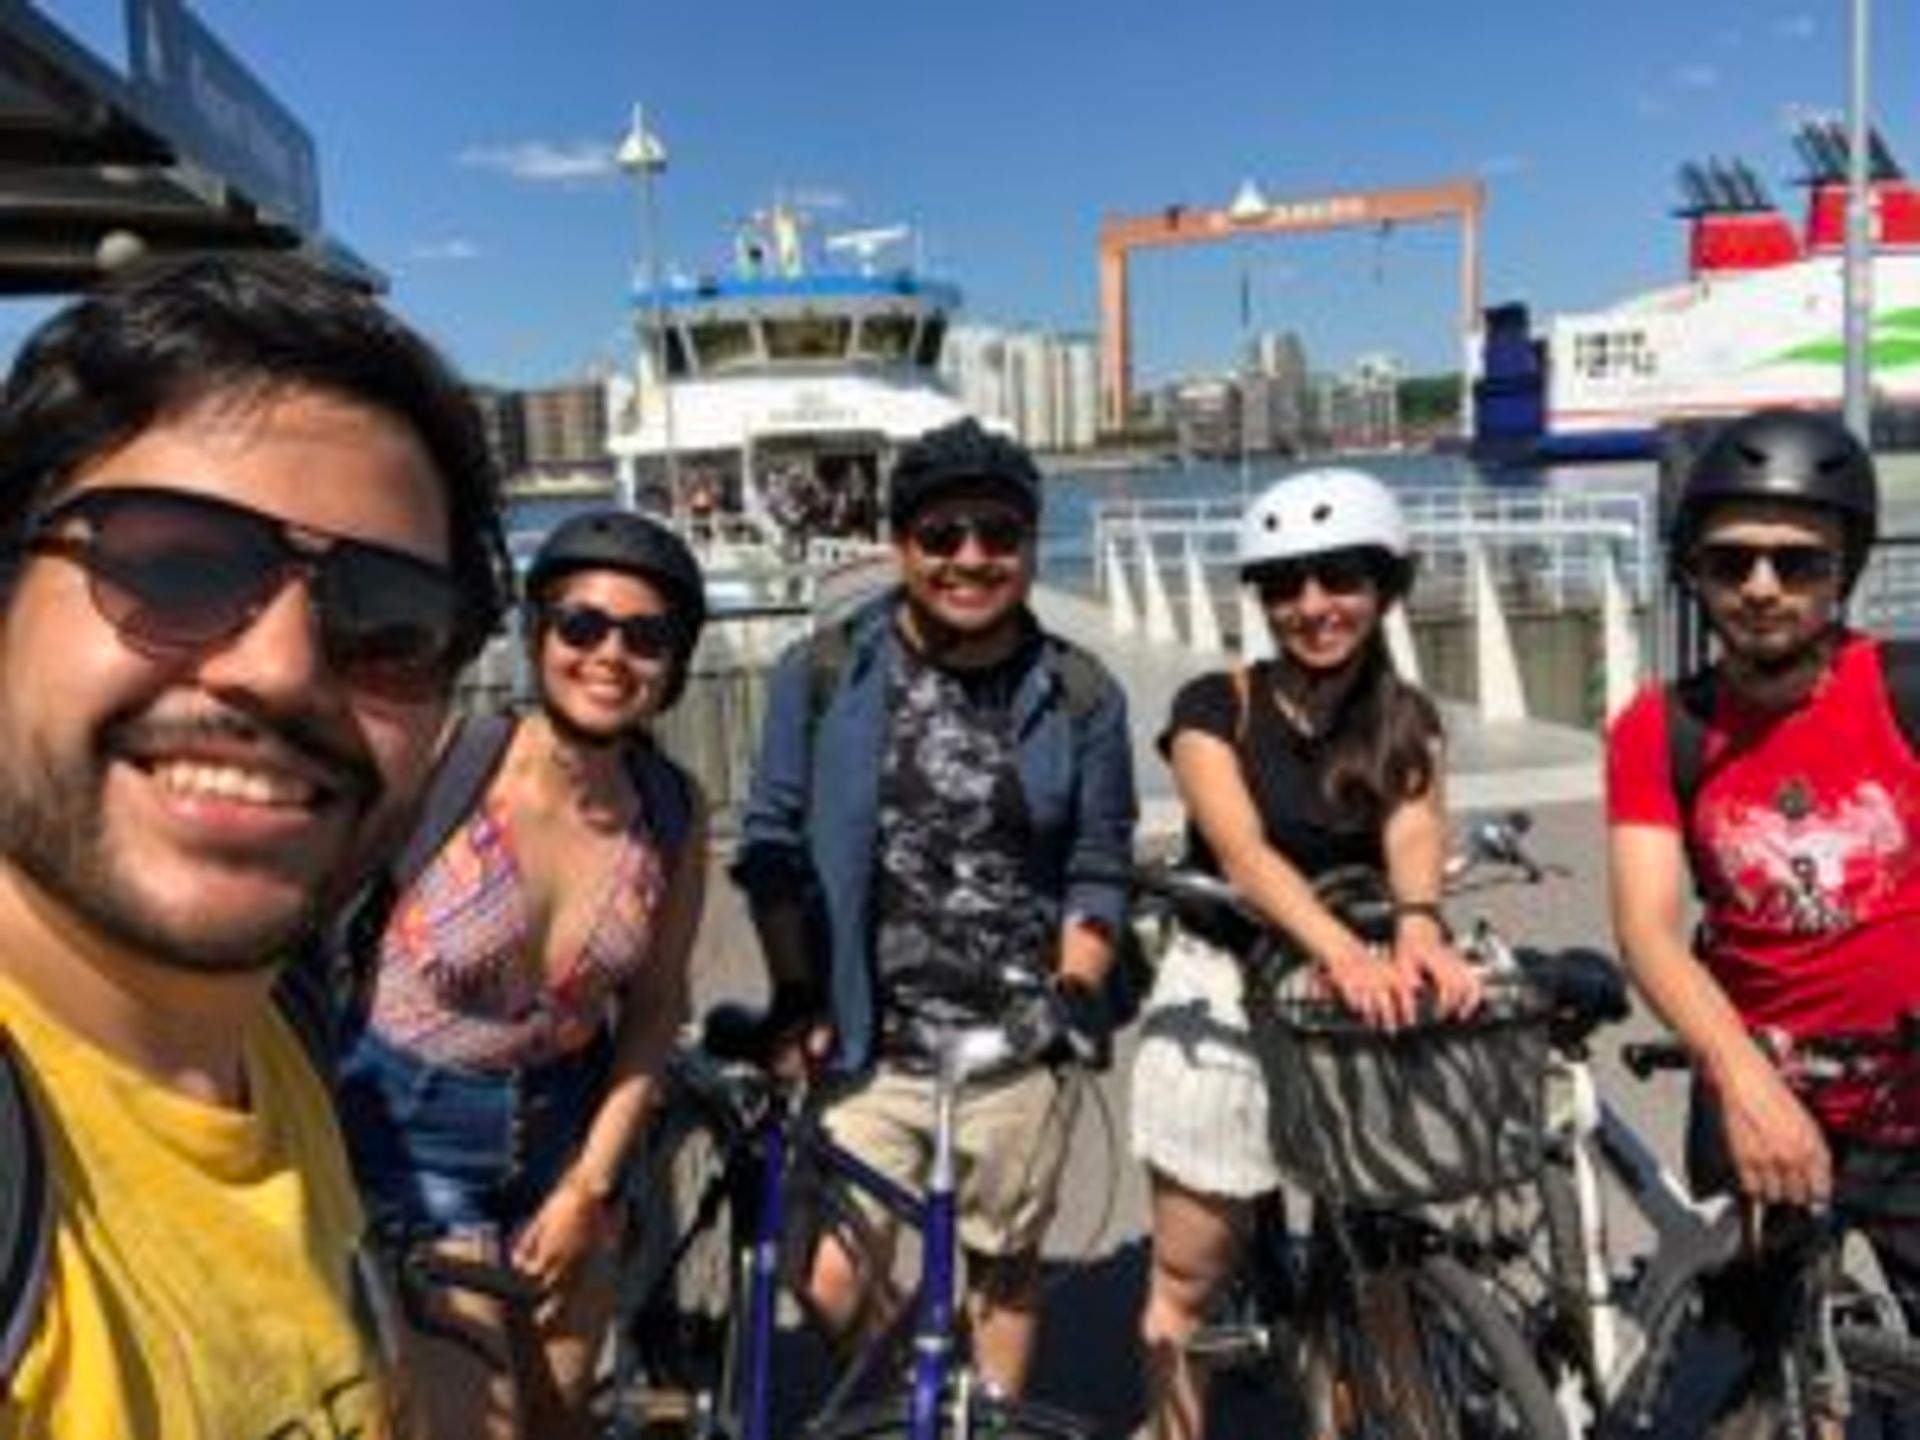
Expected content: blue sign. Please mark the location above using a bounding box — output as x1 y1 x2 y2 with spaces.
126 0 320 232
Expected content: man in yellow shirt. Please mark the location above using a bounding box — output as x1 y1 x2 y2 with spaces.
0 256 511 1439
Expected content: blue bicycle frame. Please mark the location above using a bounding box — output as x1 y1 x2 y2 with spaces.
723 1025 1043 1440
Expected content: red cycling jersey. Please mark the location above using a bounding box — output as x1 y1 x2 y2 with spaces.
1607 631 1920 1139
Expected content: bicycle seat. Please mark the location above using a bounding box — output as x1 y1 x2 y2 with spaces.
1515 947 1630 1047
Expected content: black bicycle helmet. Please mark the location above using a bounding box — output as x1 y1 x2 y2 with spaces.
1673 408 1879 590
525 508 707 706
887 418 1042 531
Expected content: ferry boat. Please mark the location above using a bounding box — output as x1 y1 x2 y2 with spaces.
1476 119 1920 462
604 203 975 545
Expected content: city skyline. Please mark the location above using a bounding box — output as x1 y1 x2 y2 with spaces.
11 2 1917 393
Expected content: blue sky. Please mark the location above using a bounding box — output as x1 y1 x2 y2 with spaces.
16 1 1919 390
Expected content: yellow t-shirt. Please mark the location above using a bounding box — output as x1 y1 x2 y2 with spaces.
0 972 392 1440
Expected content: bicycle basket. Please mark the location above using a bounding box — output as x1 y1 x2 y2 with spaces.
1250 968 1549 1209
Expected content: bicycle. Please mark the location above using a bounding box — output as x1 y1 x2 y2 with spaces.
1456 819 1920 1440
609 977 1100 1440
1594 1025 1920 1439
1129 853 1569 1440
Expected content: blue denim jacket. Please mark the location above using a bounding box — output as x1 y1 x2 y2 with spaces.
732 592 1137 1070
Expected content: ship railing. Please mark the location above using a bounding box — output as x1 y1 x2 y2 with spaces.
1086 487 1656 724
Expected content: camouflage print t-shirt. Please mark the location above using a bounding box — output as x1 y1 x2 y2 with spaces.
871 639 1051 1034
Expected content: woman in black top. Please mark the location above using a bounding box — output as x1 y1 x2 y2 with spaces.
1130 467 1481 1440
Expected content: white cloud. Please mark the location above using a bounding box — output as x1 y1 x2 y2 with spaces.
1774 14 1817 41
1673 62 1721 91
457 141 618 184
410 239 482 264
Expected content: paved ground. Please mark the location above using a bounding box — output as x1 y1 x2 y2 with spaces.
682 792 1696 1438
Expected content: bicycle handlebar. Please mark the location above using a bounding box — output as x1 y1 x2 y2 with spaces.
1622 1013 1920 1084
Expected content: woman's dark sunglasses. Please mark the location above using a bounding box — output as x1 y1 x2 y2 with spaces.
1253 552 1380 604
1689 541 1841 590
25 485 471 698
908 510 1030 559
547 602 677 660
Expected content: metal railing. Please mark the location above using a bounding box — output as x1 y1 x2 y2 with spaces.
1087 487 1658 616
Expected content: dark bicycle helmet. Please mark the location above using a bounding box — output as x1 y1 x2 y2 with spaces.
1672 409 1879 590
525 508 707 706
886 418 1042 531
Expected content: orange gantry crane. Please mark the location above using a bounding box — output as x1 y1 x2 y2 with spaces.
1098 178 1486 433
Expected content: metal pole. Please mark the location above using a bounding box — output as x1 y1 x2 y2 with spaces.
641 162 682 514
1843 0 1873 443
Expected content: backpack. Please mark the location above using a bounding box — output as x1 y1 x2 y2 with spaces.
802 616 1151 1029
0 710 694 1392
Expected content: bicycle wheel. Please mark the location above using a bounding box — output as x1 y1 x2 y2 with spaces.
1330 1254 1568 1440
612 1081 745 1424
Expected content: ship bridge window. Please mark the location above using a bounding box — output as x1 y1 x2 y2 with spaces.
765 315 852 361
663 326 691 378
914 315 947 368
855 313 916 362
689 318 760 372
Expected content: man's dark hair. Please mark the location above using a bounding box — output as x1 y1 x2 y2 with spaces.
0 254 512 646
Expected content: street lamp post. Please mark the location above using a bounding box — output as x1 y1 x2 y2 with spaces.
617 104 679 513
1227 180 1269 498
1843 0 1873 444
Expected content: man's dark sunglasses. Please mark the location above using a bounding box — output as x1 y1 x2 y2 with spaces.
1689 541 1841 590
908 510 1030 559
1253 551 1379 604
547 602 677 660
25 485 471 699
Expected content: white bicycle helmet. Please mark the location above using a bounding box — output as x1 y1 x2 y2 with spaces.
1237 467 1413 595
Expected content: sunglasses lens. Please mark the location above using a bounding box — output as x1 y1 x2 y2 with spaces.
618 614 677 659
553 605 613 651
317 548 465 695
1694 543 1839 589
911 513 1026 558
911 518 967 558
1256 553 1376 603
551 604 674 660
972 516 1027 556
73 493 283 649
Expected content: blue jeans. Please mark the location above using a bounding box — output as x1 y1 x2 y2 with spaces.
338 1025 612 1240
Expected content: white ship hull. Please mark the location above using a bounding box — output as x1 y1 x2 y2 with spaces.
1546 252 1920 441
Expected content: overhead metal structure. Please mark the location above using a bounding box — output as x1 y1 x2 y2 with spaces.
0 0 379 297
1097 177 1485 432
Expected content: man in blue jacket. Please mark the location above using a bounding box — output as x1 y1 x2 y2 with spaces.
733 418 1137 1398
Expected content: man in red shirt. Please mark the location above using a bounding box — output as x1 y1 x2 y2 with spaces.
1607 409 1920 1249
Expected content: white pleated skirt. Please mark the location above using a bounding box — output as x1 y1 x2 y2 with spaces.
1128 928 1281 1197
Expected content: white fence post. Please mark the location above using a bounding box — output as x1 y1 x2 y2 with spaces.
1469 542 1528 721
1599 544 1642 722
1237 586 1273 660
1135 520 1177 644
1103 533 1139 636
1182 537 1223 654
1384 605 1421 683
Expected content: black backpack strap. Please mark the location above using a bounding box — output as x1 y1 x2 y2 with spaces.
0 1030 51 1396
1880 637 1920 756
1047 636 1107 725
625 739 695 862
389 713 518 892
803 618 855 748
1664 667 1717 819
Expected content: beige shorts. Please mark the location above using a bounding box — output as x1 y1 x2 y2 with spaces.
818 1060 1079 1257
